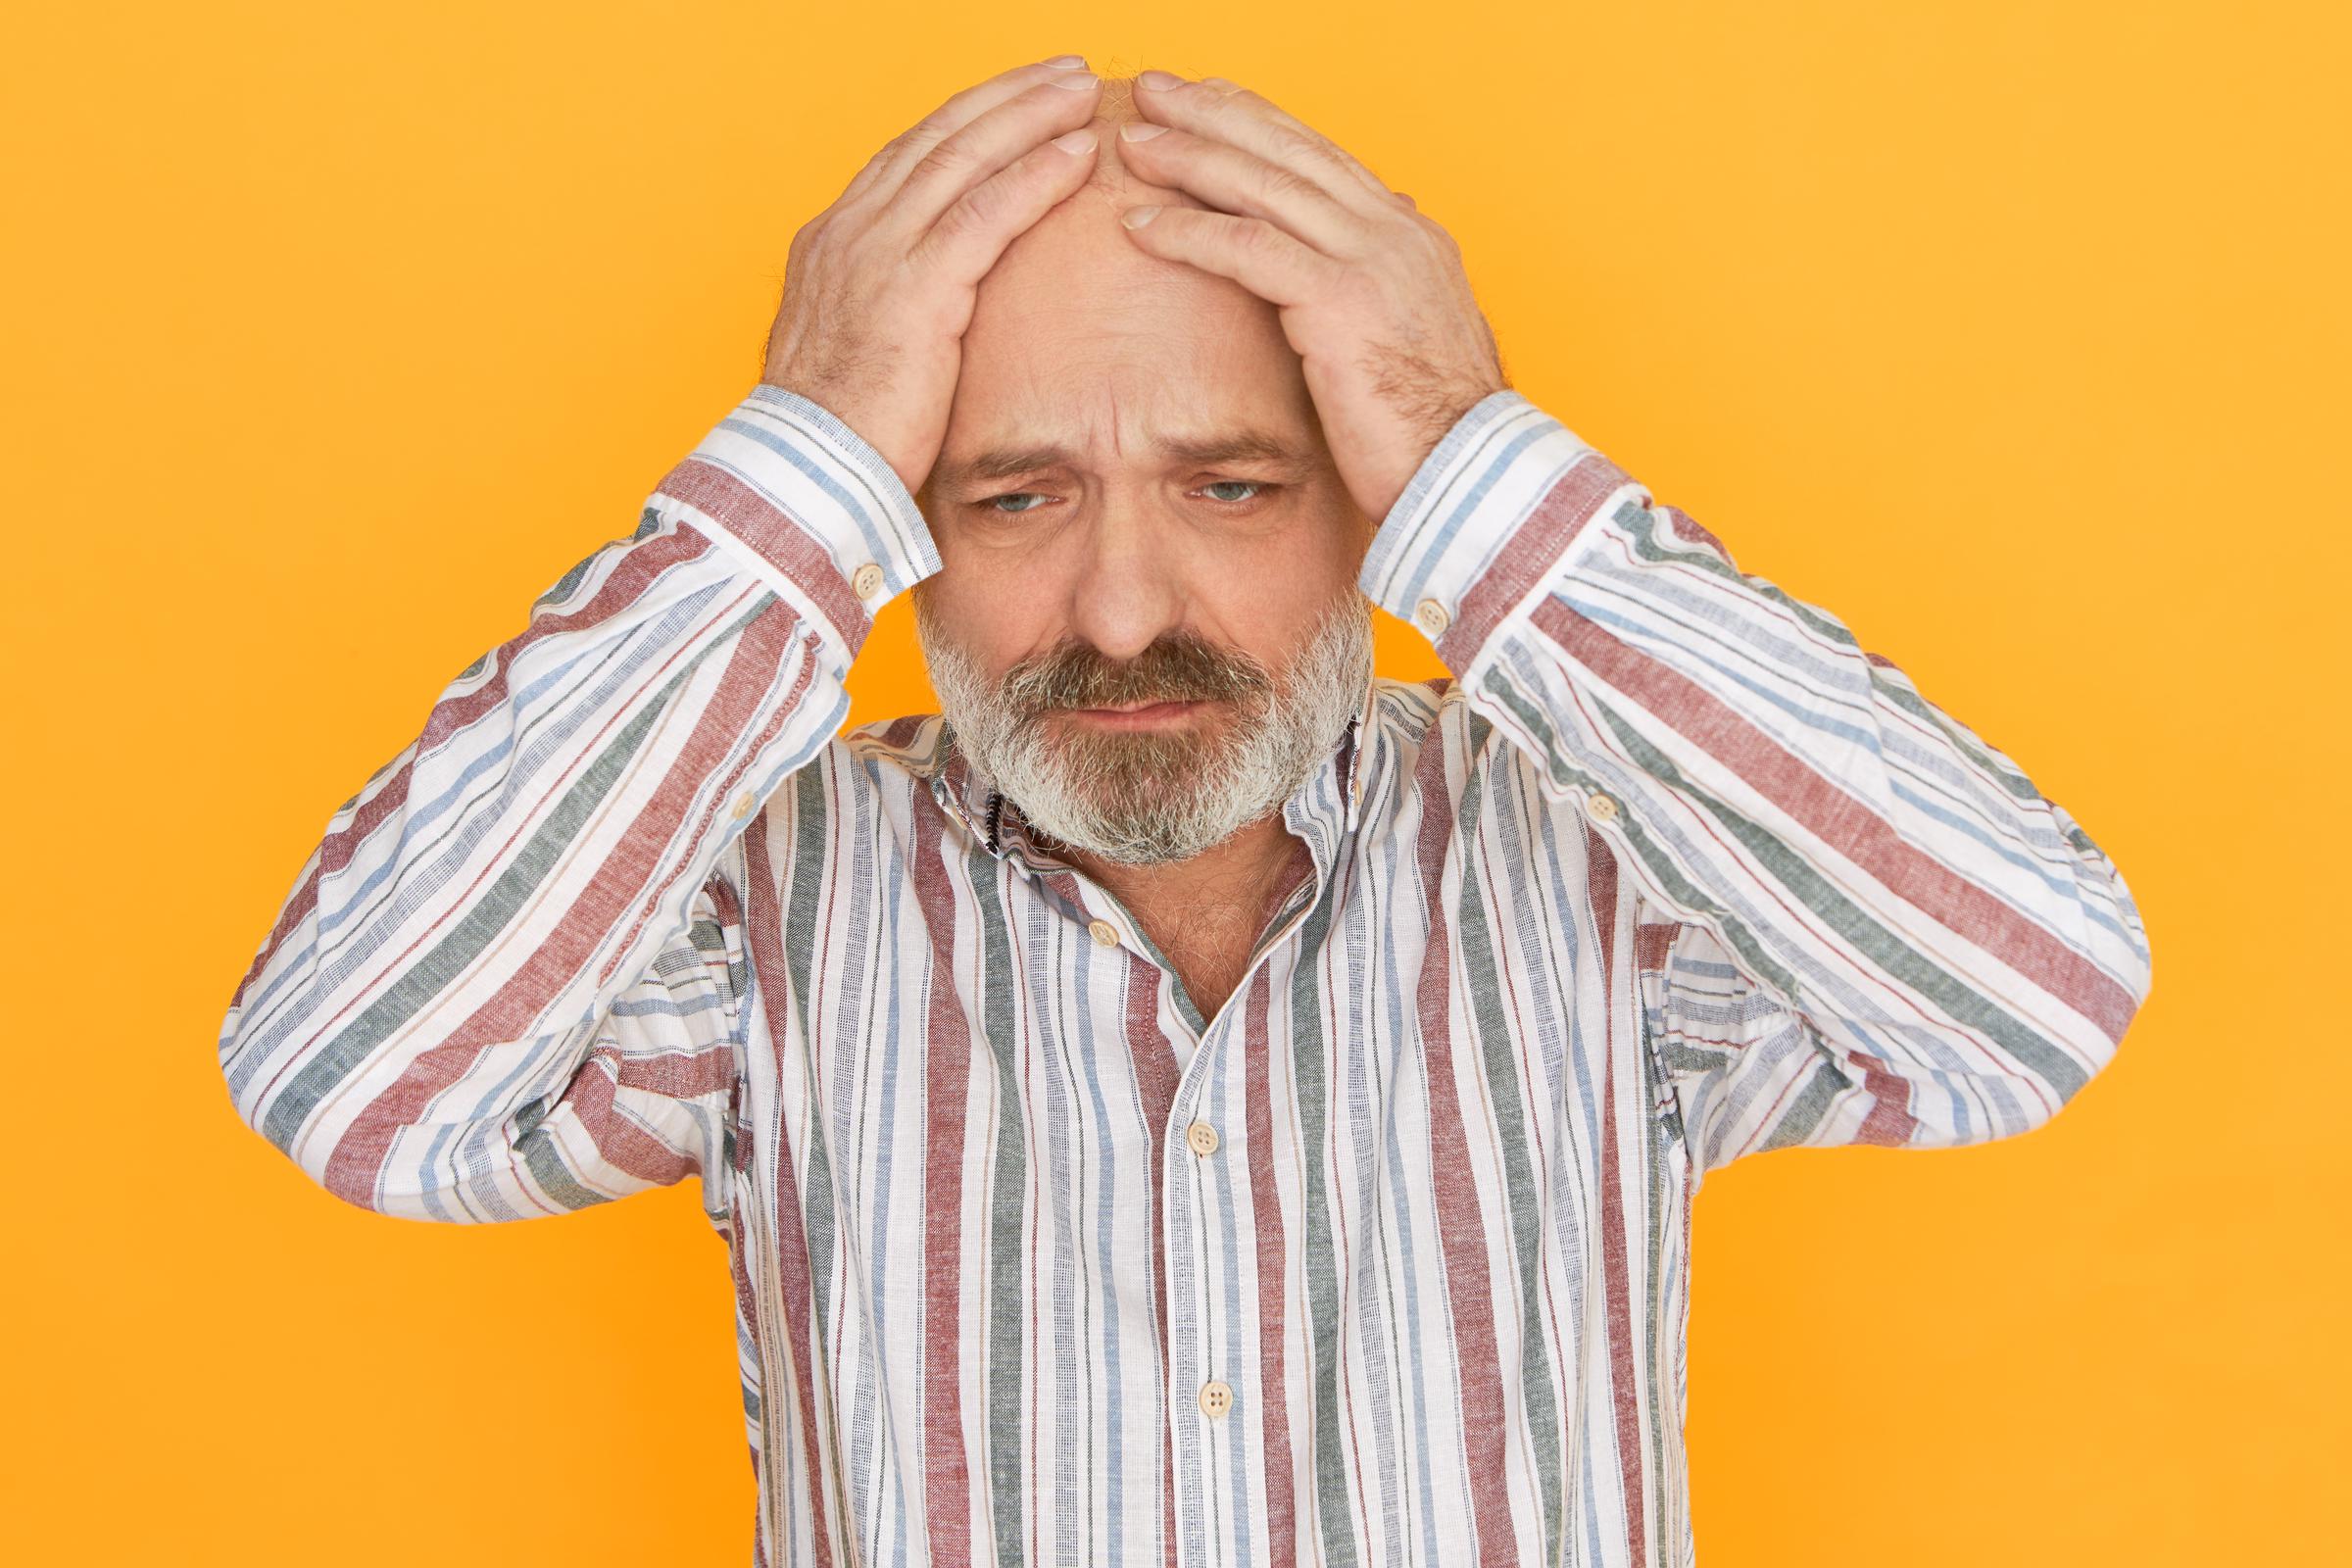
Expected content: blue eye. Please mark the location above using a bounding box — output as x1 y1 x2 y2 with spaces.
986 492 1052 514
1201 480 1263 503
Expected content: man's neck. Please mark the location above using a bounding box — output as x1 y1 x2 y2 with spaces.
1055 815 1312 1022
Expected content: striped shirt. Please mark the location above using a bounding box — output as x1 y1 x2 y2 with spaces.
218 382 2153 1568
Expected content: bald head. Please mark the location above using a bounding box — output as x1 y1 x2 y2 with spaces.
932 75 1313 500
912 74 1367 821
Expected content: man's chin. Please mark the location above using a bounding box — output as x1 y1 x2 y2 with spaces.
1026 715 1236 794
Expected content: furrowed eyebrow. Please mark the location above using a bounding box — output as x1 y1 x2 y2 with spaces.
932 429 1314 492
936 447 1078 489
1156 431 1315 469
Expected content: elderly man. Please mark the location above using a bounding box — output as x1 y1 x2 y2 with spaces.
218 59 2152 1568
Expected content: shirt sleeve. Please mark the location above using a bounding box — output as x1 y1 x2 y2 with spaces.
1359 390 2153 1186
216 383 936 1223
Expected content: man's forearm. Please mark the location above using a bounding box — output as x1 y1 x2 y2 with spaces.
217 384 926 1218
1364 389 2153 1158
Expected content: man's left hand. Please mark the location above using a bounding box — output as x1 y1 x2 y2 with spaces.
1113 71 1508 523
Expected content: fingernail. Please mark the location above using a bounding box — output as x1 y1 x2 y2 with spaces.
1138 70 1185 90
1118 122 1169 142
1120 205 1161 229
1048 72 1100 91
1053 128 1098 155
1044 54 1088 69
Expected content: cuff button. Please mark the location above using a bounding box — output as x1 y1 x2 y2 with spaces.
1585 792 1619 824
851 563 885 600
1413 598 1451 638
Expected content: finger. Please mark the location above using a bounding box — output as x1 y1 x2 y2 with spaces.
889 74 1102 231
913 128 1102 284
1112 122 1366 256
1113 204 1343 308
1130 72 1396 210
841 57 1092 204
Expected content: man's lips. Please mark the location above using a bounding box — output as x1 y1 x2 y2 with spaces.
1055 698 1213 729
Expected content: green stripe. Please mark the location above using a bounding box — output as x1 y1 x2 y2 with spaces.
265 625 723 1162
1447 728 1565 1560
785 762 845 1392
1288 876 1361 1568
777 764 847 1535
1638 1047 1673 1541
967 843 1029 1567
1481 670 2085 1102
1618 501 2046 807
511 1092 612 1207
269 596 783 1170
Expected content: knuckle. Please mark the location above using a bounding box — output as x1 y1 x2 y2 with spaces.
1228 216 1276 252
1267 124 1328 168
956 176 1010 227
927 202 980 249
1407 211 1459 252
1259 164 1318 205
908 137 971 186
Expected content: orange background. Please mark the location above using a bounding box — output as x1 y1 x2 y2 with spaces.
4 1 2342 1563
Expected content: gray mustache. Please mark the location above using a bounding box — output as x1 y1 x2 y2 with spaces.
998 632 1273 716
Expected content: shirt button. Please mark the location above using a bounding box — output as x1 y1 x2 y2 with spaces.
1199 1379 1234 1419
1413 598 1451 638
730 790 758 820
1087 918 1119 948
1585 791 1620 824
1185 1121 1220 1157
851 562 885 600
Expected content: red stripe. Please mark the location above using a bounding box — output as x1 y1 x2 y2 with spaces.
605 630 821 982
1635 921 1679 973
543 1036 736 1187
1434 450 1633 667
608 1036 736 1100
232 522 722 1004
734 1213 774 1568
1117 944 1183 1568
1853 1060 1920 1145
659 457 872 649
1660 503 1725 558
1242 969 1298 1567
1586 827 1654 1565
320 593 801 1209
1532 595 2138 1044
1408 724 1520 1566
745 821 837 1567
906 787 978 1563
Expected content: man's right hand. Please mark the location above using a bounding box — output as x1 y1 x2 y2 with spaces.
760 58 1103 496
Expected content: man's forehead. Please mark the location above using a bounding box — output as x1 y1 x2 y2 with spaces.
940 289 1319 476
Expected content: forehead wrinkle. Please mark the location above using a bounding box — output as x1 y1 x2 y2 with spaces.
931 418 1323 492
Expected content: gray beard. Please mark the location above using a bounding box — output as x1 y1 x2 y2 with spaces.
915 594 1376 866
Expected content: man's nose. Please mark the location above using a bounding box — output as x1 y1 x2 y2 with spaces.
1061 488 1187 662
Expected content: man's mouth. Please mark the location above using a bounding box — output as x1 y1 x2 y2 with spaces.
1057 698 1212 729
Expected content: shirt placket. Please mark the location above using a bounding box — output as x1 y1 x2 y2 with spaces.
927 704 1372 1567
